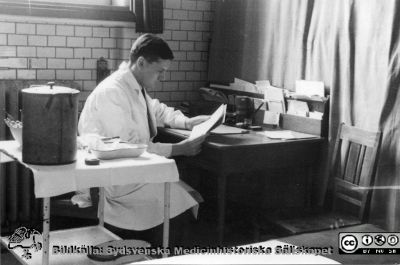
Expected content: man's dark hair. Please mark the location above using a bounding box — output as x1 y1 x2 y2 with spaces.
130 34 174 63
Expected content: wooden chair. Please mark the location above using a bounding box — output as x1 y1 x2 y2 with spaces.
258 123 382 236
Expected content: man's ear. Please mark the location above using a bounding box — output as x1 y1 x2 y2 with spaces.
137 56 146 69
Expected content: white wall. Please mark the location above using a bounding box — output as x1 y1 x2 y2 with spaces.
0 0 215 110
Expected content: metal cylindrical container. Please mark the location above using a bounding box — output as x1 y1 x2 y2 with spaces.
235 96 254 124
21 82 80 165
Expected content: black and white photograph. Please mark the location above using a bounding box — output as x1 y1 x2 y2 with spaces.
0 0 399 264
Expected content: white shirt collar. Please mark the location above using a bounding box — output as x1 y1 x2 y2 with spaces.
118 61 142 92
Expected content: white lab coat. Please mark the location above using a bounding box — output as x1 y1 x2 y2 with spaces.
78 62 199 230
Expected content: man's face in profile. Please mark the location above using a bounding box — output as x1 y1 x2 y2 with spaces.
140 58 171 89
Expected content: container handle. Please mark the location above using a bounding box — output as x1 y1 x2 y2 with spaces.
45 82 56 109
47 81 55 89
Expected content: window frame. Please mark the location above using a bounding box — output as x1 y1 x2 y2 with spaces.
0 0 136 22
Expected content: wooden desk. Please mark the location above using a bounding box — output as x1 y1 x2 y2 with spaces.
156 128 324 244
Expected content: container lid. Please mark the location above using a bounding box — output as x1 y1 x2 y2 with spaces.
22 82 79 95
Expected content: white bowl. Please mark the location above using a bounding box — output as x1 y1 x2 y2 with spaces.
4 119 23 146
91 143 147 160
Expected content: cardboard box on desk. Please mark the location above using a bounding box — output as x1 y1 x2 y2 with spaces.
253 110 327 137
280 113 327 137
280 95 330 137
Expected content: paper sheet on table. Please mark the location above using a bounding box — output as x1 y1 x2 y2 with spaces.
268 101 285 113
257 130 318 140
211 124 249 135
189 104 227 139
295 80 325 97
265 85 286 113
287 99 309 117
263 110 280 125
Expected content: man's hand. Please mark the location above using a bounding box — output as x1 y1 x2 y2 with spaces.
185 115 210 130
171 134 207 156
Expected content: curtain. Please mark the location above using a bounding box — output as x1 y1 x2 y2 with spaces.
209 0 400 230
135 0 163 33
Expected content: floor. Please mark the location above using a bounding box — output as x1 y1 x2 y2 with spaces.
1 168 285 264
1 201 279 265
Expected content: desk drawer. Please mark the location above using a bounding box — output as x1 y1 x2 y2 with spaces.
195 140 322 176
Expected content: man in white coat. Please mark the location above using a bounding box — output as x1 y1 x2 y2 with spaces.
78 34 209 247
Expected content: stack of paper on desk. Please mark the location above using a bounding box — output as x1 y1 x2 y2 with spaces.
189 104 227 139
257 130 318 140
262 85 285 126
229 78 259 93
287 99 309 117
295 80 325 98
210 124 249 135
255 80 271 94
264 85 286 113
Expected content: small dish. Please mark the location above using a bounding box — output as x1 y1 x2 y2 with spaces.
4 118 23 146
91 143 147 160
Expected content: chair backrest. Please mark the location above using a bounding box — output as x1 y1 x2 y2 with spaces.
331 123 382 221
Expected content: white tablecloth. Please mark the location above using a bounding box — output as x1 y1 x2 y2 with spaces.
0 141 179 198
136 240 340 264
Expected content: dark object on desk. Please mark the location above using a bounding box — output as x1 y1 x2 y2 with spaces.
235 96 254 125
256 123 382 236
200 87 228 104
224 111 237 125
177 101 221 117
85 157 100 166
21 82 80 165
248 125 262 131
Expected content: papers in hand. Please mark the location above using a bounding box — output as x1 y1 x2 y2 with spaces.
189 104 227 140
258 130 318 140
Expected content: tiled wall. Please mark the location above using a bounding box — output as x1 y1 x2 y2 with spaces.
0 0 215 110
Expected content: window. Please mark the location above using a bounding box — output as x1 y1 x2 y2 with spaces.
0 0 135 22
135 0 163 33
